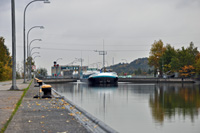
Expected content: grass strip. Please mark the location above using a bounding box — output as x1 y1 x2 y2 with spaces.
0 80 33 133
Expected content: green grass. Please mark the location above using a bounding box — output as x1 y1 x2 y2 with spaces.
0 80 33 133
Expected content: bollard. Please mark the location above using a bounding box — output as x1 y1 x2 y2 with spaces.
38 80 43 98
37 80 43 86
41 85 52 98
33 78 43 98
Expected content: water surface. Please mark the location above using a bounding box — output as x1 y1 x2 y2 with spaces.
52 82 200 133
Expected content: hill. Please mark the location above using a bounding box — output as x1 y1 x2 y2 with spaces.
107 57 153 75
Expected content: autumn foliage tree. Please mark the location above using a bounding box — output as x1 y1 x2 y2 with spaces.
148 40 165 76
148 40 200 78
179 65 195 78
194 53 200 76
0 37 12 81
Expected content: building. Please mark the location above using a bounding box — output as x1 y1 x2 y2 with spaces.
51 64 88 78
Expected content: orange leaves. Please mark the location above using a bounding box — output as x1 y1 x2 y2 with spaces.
68 113 75 116
179 65 195 77
70 106 75 110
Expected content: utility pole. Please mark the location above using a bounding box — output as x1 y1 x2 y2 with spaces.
80 51 83 78
103 40 105 71
10 0 18 90
94 40 107 72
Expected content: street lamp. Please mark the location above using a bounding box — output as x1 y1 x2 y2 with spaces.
56 58 62 62
31 52 40 56
29 47 40 80
33 55 41 78
23 0 50 83
33 55 41 60
67 60 76 65
28 39 41 79
27 26 44 57
10 0 18 90
29 39 42 56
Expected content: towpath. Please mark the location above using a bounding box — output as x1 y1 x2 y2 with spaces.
0 80 89 133
0 79 30 130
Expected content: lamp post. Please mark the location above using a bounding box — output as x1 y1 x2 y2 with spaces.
34 55 41 60
31 52 40 56
29 39 42 56
67 60 77 65
27 26 44 58
10 0 18 90
31 52 40 72
29 47 40 80
33 55 41 78
23 0 50 83
56 58 62 62
28 39 41 80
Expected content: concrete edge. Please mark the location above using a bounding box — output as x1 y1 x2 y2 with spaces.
52 88 118 133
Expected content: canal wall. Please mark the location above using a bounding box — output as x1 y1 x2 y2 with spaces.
40 77 196 83
118 78 195 83
52 88 119 133
41 78 77 83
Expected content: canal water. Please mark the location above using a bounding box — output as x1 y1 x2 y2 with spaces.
51 82 200 133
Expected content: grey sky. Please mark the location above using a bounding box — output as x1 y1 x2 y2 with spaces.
0 0 200 74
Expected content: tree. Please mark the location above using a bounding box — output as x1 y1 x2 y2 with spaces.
35 68 48 78
162 44 176 73
194 53 200 75
148 40 165 76
0 37 12 81
170 43 199 72
179 65 195 78
170 57 180 72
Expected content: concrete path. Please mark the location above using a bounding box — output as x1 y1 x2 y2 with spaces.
5 82 89 133
0 79 30 130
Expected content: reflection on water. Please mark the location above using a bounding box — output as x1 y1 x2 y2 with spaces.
150 84 200 123
52 82 200 133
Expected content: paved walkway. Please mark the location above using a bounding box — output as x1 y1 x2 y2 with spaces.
0 79 30 130
5 81 89 133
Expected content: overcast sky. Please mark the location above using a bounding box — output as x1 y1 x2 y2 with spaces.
0 0 200 74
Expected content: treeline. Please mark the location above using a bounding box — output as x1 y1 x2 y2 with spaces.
0 37 12 81
148 40 199 77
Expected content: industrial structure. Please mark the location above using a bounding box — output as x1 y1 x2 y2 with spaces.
51 61 88 78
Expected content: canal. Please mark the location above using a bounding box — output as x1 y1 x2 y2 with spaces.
51 82 200 133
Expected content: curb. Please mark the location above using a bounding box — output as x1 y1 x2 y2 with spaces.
52 88 118 133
